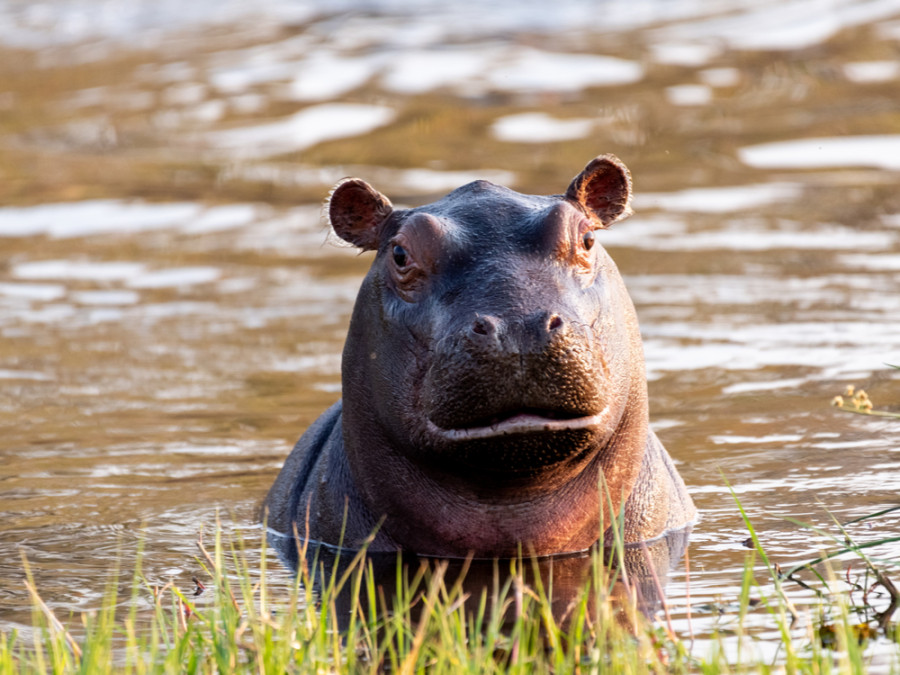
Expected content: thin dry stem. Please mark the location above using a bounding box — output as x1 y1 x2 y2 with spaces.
196 530 240 612
23 578 83 660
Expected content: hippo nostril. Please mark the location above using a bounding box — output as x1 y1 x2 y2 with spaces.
548 314 563 331
471 315 498 338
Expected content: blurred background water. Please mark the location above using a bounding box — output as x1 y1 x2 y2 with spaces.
1 0 899 661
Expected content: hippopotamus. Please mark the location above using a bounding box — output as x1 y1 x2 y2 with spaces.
264 154 695 559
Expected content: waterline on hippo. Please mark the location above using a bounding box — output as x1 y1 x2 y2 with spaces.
263 519 693 628
263 154 696 560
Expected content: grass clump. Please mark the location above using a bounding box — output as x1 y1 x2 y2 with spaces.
3 504 900 674
2 518 675 674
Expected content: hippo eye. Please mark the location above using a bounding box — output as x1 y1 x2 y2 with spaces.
392 244 409 268
582 230 595 251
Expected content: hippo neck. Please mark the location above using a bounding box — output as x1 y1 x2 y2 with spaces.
338 384 649 558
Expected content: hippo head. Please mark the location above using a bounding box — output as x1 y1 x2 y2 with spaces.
329 156 650 556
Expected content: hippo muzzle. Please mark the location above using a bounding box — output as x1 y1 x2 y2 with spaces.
417 284 618 477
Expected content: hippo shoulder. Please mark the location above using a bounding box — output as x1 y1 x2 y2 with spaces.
620 430 697 543
262 400 343 533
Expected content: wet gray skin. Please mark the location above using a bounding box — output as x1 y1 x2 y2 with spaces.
263 156 695 558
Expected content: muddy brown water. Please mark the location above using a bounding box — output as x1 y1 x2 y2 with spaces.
1 0 899 660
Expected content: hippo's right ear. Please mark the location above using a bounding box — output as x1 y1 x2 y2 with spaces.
328 178 394 250
565 154 633 228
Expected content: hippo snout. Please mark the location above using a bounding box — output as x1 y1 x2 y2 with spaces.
423 309 607 433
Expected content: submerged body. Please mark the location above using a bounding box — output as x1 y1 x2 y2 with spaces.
264 155 695 558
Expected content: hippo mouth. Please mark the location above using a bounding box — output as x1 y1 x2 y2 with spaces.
426 407 612 442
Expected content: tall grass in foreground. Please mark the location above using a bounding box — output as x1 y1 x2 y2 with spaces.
2 504 899 674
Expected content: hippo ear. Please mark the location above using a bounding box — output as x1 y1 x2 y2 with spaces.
328 178 393 250
565 154 633 228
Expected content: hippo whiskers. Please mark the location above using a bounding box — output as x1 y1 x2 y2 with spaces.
264 155 696 559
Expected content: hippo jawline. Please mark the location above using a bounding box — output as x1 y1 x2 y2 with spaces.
425 405 613 442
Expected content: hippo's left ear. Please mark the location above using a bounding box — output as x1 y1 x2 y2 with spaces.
565 154 633 228
328 178 394 250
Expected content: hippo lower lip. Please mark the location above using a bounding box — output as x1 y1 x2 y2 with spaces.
426 408 612 441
